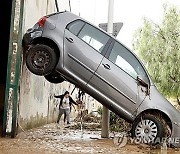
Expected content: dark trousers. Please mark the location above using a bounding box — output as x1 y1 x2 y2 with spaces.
57 108 70 123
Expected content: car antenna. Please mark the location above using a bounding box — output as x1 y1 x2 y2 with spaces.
55 0 59 12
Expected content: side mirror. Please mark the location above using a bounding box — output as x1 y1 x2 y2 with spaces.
137 76 148 87
137 76 150 95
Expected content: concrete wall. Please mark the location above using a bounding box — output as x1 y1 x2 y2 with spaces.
19 0 61 131
18 0 101 132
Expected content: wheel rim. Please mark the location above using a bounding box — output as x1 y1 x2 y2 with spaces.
30 50 51 70
135 119 158 143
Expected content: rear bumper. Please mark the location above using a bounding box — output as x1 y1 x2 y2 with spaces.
22 24 43 50
22 32 32 50
170 123 180 147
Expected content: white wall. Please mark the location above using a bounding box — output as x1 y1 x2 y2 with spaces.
18 0 101 131
19 0 63 130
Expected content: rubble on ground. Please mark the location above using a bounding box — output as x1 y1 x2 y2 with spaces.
0 123 178 154
73 109 131 133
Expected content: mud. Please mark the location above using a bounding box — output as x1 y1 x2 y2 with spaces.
0 123 179 154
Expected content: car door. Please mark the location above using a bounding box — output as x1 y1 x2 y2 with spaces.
88 40 150 118
63 20 111 84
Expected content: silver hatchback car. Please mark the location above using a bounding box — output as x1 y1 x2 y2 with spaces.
22 11 180 147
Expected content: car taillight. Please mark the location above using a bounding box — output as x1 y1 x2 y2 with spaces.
37 16 47 27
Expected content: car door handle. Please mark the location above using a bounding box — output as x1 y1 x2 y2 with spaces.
65 37 73 43
102 63 111 70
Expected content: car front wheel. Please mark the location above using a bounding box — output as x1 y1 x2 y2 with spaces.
131 114 165 145
26 44 57 76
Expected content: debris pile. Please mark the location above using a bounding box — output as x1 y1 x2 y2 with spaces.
69 110 102 130
74 110 101 123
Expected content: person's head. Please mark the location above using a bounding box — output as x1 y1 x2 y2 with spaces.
64 91 70 98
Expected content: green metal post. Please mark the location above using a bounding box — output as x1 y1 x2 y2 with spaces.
11 0 24 138
2 0 16 137
3 0 24 138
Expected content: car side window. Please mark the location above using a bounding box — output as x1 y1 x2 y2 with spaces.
67 20 85 36
78 23 110 53
109 41 148 81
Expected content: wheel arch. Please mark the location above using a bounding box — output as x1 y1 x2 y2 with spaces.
135 109 172 133
31 37 60 60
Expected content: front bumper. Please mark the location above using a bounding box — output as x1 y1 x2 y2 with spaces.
171 123 180 147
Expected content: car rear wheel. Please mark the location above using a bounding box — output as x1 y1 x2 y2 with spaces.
26 44 57 76
131 114 165 145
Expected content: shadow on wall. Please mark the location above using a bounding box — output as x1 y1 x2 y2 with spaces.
18 63 59 133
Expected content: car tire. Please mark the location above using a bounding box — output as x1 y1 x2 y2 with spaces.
45 73 64 84
26 44 57 76
131 114 165 145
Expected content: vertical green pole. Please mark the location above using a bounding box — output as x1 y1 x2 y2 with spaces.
3 0 24 138
2 0 16 137
11 0 24 138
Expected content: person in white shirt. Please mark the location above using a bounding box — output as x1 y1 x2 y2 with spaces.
54 91 78 124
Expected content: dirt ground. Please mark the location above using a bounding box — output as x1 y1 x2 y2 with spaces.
0 123 179 154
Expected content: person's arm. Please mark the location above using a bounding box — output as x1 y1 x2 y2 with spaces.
54 94 63 98
54 95 64 108
71 103 76 111
69 96 78 105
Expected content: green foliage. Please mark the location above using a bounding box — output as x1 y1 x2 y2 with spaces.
133 4 180 100
97 106 103 115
